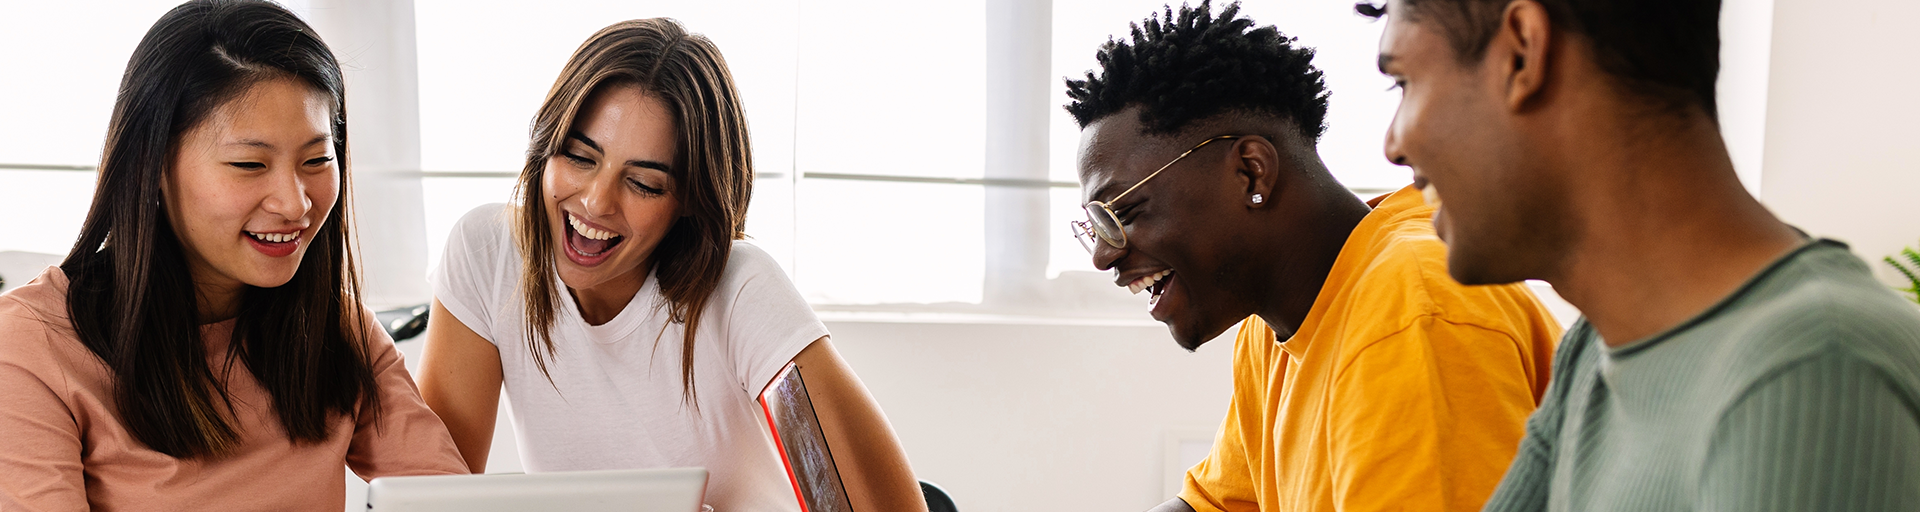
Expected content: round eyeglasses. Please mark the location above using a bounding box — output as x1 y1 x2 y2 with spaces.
1070 135 1244 253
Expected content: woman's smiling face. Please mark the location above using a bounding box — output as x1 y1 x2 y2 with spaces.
542 84 684 297
164 77 339 303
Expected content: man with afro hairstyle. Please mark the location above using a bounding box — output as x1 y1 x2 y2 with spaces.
1063 2 1562 511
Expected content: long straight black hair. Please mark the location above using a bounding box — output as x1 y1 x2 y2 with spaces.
59 0 377 458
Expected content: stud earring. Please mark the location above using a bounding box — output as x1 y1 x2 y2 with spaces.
1251 193 1264 204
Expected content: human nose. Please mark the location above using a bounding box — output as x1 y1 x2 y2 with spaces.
578 169 620 217
260 166 313 220
1091 236 1126 271
1383 105 1410 167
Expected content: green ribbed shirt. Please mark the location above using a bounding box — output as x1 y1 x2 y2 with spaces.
1483 239 1920 512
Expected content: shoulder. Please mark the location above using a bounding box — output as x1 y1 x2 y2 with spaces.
0 268 77 348
0 271 89 392
723 241 781 272
1676 242 1920 406
435 202 520 305
451 203 514 248
1345 210 1553 343
714 241 794 292
1739 242 1920 344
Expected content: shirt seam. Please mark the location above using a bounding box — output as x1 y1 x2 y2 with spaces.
1331 314 1526 387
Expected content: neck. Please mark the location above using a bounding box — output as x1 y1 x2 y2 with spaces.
1541 115 1801 346
568 263 652 326
1255 178 1372 338
194 280 244 324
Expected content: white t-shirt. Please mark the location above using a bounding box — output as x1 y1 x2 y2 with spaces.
431 204 823 512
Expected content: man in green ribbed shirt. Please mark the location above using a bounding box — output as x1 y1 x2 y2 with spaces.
1359 0 1920 511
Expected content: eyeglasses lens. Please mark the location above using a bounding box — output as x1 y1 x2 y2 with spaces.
1082 204 1124 249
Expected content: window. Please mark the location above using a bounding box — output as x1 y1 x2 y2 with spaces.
0 1 185 256
414 0 993 305
2 0 1409 314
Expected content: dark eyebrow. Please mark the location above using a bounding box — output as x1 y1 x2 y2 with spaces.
566 131 601 152
225 135 330 149
1377 53 1396 74
627 160 672 172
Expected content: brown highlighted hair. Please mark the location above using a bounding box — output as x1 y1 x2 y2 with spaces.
514 18 753 401
60 0 377 458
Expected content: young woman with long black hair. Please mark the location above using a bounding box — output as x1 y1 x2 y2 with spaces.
0 1 466 509
417 18 926 511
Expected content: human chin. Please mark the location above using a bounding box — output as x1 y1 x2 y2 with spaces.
1160 288 1241 352
1442 214 1531 286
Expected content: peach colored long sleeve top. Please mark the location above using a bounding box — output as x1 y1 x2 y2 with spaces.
0 267 468 511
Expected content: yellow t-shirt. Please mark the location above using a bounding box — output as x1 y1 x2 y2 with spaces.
1179 186 1561 512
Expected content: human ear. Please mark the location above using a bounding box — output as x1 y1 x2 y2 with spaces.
1233 136 1282 208
1494 0 1555 110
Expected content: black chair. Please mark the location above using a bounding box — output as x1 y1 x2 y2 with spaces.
921 480 957 512
375 303 431 342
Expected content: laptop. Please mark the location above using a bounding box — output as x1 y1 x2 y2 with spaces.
366 467 708 512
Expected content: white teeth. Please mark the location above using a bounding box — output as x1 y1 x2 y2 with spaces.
247 231 297 243
568 213 618 240
1127 270 1174 295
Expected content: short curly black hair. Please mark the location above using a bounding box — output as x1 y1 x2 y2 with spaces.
1064 0 1330 141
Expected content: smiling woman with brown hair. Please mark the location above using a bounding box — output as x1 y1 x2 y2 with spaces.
0 1 467 509
416 18 925 512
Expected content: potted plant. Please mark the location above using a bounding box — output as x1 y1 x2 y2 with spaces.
1886 244 1920 305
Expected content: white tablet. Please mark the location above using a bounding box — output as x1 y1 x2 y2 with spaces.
366 467 708 512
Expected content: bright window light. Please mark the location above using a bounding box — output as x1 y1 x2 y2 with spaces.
413 0 803 277
0 1 188 255
415 0 989 305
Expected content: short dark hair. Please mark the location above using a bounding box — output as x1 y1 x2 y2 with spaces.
1065 0 1330 140
1357 0 1721 119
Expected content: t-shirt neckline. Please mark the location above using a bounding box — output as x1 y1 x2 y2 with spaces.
1604 237 1839 358
555 266 665 344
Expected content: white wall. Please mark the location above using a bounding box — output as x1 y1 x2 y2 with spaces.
830 320 1237 512
1759 0 1920 284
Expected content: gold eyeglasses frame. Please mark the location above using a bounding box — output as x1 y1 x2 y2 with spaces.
1071 135 1245 253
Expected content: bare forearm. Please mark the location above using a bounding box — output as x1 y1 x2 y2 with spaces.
792 337 928 512
418 299 504 473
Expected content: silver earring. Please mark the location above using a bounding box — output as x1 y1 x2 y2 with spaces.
1251 194 1264 204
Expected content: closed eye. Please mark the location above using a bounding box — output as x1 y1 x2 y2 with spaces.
628 177 665 196
229 161 266 170
562 152 595 168
304 156 334 167
1113 201 1144 224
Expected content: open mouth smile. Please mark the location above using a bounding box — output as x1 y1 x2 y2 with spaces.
563 211 626 266
1125 269 1178 309
245 230 300 257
